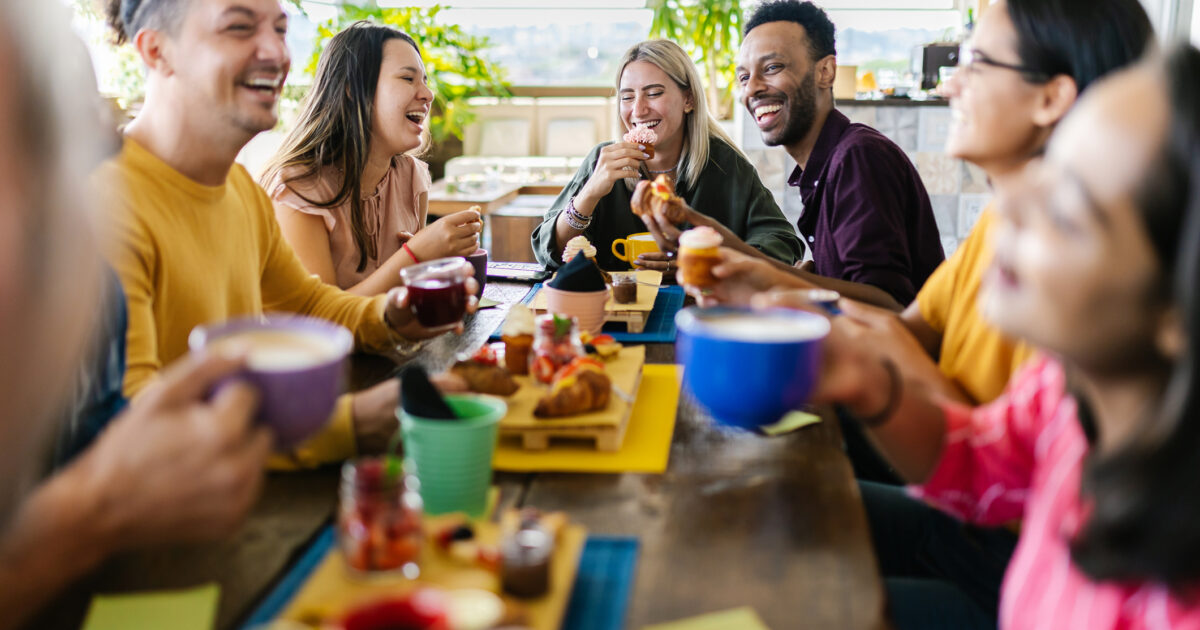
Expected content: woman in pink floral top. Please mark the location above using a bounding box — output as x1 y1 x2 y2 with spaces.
774 47 1200 629
262 23 483 296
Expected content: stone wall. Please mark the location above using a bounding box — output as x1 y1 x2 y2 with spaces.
736 101 991 257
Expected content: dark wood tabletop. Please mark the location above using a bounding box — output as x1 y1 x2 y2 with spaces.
33 281 886 630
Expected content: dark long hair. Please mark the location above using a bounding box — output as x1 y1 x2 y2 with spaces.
1005 0 1152 92
1071 45 1200 592
261 22 421 272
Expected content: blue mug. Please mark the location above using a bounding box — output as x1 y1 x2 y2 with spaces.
675 307 830 429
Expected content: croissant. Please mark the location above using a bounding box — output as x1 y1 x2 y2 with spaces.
630 175 688 224
534 369 611 418
450 361 520 396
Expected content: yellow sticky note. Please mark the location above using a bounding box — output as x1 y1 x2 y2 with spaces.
761 410 822 436
644 606 771 630
83 583 219 630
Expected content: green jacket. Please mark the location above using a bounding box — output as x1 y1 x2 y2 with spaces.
531 137 804 270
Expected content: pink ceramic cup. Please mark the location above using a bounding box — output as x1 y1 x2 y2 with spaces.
541 286 610 335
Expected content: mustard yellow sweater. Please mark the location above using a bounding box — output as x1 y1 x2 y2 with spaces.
97 138 397 467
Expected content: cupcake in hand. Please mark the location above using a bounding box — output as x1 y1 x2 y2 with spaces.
622 124 658 159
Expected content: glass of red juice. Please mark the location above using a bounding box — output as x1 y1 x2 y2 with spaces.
400 257 471 327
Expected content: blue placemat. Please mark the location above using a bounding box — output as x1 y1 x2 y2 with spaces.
563 536 640 630
489 285 684 344
241 528 639 630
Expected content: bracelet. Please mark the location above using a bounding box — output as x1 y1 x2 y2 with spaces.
836 357 902 428
402 242 420 264
563 196 593 231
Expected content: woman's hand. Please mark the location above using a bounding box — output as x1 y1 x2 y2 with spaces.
406 209 481 262
579 142 649 202
750 291 890 417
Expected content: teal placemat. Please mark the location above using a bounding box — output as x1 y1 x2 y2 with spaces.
489 285 684 344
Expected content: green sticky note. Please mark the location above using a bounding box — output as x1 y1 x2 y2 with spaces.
82 583 219 630
477 297 502 309
760 410 822 436
644 606 771 630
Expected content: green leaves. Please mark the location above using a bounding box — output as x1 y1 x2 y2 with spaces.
302 3 511 145
648 0 744 119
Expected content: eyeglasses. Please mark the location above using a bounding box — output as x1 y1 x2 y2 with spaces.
958 47 1051 82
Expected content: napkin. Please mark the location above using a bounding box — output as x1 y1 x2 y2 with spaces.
547 253 606 292
643 606 770 630
761 411 822 436
399 365 457 420
82 584 219 630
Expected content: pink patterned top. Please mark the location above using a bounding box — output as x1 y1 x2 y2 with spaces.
912 357 1200 630
267 155 431 290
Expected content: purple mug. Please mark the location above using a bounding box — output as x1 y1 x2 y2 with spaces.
466 249 488 298
188 314 354 448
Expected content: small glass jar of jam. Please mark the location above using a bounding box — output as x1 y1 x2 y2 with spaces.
531 314 584 383
338 457 424 578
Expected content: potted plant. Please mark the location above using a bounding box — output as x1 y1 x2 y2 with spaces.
648 0 744 119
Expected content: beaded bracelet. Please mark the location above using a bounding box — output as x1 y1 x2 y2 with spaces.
563 196 592 230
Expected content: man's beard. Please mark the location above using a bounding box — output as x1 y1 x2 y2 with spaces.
764 68 818 148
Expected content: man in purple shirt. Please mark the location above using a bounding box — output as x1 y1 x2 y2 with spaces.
734 0 945 308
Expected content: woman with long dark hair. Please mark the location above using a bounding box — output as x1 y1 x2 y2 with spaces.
263 22 481 296
785 45 1200 629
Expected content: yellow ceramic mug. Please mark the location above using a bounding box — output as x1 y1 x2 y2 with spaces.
611 232 661 269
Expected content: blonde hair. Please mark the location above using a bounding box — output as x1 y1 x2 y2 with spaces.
615 40 743 190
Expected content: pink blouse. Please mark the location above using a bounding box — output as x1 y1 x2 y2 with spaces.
267 155 431 290
912 357 1200 630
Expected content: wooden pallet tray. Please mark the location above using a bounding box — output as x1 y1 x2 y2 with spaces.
532 270 661 333
498 345 645 452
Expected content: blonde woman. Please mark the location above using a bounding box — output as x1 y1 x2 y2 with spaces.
262 22 481 296
531 39 803 272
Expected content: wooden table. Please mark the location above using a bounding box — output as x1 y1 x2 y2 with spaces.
33 282 886 630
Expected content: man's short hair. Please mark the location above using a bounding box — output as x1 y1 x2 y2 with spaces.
744 0 837 62
105 0 191 45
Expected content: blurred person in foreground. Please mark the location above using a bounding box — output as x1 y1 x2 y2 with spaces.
0 3 274 628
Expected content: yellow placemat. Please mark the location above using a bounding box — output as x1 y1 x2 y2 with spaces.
500 345 645 430
82 583 219 630
278 518 586 630
493 364 681 473
644 606 770 630
533 269 662 312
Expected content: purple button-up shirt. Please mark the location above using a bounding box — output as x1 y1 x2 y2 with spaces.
789 109 944 305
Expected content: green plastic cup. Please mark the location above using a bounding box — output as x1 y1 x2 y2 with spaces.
398 394 506 518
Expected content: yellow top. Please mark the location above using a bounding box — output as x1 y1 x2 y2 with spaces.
916 206 1036 403
97 138 398 466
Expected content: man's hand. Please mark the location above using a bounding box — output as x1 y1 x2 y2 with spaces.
385 264 479 340
677 247 810 307
79 353 272 549
351 379 399 454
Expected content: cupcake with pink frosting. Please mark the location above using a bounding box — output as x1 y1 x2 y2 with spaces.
622 124 658 159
